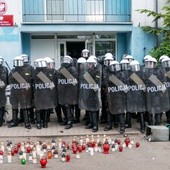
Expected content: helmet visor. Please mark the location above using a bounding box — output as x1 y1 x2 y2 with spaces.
13 59 24 67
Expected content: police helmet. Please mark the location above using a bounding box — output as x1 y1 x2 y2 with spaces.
86 56 97 68
77 57 86 64
145 57 157 68
13 56 24 67
20 54 29 63
104 53 114 66
109 60 120 71
0 56 4 65
161 57 170 68
44 57 55 69
120 59 130 70
81 49 90 58
159 55 169 63
124 55 134 63
35 58 47 68
130 60 140 71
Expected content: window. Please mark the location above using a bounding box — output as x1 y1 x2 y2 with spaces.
46 0 64 21
86 0 104 21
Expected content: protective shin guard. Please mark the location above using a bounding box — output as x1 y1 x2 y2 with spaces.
104 112 113 131
125 112 131 128
139 112 145 133
23 110 31 129
8 109 18 128
65 106 73 129
92 111 98 132
119 114 125 134
0 108 4 127
36 110 41 129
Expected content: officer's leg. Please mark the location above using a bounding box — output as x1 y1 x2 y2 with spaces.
18 109 24 124
43 109 49 128
8 109 18 127
84 110 90 126
148 113 153 125
104 111 113 131
85 111 93 129
35 110 41 129
92 111 98 132
125 112 132 128
166 110 170 124
155 113 161 125
139 112 145 133
99 95 107 124
55 104 63 123
74 104 80 124
65 105 73 129
29 107 35 124
23 109 31 129
119 113 125 134
113 114 119 128
0 107 4 127
59 105 67 125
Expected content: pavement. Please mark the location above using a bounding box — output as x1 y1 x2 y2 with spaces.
0 111 143 138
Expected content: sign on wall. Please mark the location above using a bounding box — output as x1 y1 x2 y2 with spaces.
0 0 7 15
0 15 13 26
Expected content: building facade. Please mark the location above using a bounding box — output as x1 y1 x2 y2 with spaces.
0 0 166 69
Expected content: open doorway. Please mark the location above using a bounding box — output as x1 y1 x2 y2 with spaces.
66 42 85 59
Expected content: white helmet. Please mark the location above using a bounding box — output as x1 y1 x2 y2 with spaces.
86 57 97 68
20 54 29 63
35 58 47 68
109 60 120 71
44 57 55 69
145 57 157 68
104 53 114 66
120 59 130 70
124 55 134 63
62 55 73 64
0 56 4 65
143 55 153 61
159 55 169 62
13 56 24 67
130 60 140 71
77 57 86 64
161 57 170 68
81 49 90 58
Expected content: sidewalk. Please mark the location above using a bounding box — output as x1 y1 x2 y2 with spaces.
0 113 142 138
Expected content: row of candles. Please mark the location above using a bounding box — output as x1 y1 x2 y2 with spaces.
0 135 140 168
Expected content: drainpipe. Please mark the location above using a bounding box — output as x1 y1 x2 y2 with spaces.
154 0 158 48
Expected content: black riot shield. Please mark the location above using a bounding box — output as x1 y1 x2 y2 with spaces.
0 66 8 107
57 66 78 105
164 67 170 107
79 64 101 111
144 66 169 114
33 68 58 110
107 70 128 115
126 70 147 113
9 66 33 109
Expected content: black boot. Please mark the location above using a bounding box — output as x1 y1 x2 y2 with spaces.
85 111 93 129
125 112 131 128
166 110 170 124
29 107 35 124
8 109 18 128
92 111 98 132
139 112 145 133
36 110 41 129
55 105 63 123
104 112 113 131
23 109 31 129
155 113 161 125
113 114 119 128
65 105 73 129
60 105 67 125
119 113 125 134
0 108 4 127
74 104 80 124
84 110 90 125
43 110 49 128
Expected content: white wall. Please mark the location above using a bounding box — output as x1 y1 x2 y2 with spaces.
132 0 167 27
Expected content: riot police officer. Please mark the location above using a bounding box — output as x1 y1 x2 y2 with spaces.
106 60 127 134
33 58 58 129
8 56 33 129
144 57 169 125
57 55 78 129
0 56 8 126
127 60 146 133
79 56 101 132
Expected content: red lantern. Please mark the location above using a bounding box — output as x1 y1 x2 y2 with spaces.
136 142 140 148
40 156 47 168
65 154 71 162
26 146 31 153
119 145 123 152
125 138 130 147
103 142 110 154
14 147 18 154
82 144 86 151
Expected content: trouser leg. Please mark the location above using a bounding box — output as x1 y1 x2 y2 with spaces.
85 111 93 129
104 111 113 131
113 114 119 128
148 113 153 125
65 105 73 129
125 112 131 128
74 104 80 123
0 107 4 127
29 107 35 124
139 112 145 133
55 104 63 123
43 109 49 128
18 109 24 124
36 110 41 129
119 113 125 134
8 109 18 128
166 110 170 124
92 111 98 132
23 109 31 129
155 113 161 125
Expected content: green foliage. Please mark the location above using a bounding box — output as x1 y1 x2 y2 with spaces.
137 0 170 59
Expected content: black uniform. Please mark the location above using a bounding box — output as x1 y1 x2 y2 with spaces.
0 65 8 126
